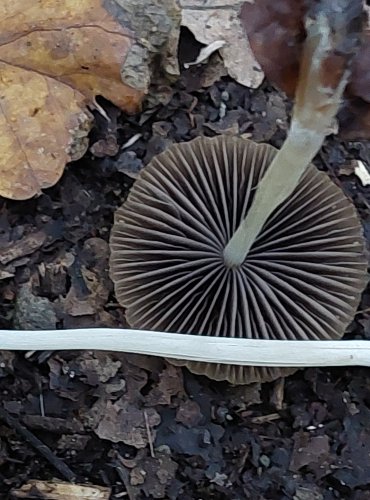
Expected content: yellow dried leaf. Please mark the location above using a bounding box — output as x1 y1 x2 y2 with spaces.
0 64 92 199
0 0 179 200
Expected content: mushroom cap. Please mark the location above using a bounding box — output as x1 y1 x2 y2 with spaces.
109 135 368 385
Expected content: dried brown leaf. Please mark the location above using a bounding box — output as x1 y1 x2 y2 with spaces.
73 352 122 385
145 364 184 406
289 432 330 472
176 400 203 427
128 452 178 499
95 399 161 447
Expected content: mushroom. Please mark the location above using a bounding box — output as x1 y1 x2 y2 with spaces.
109 1 368 384
109 135 367 384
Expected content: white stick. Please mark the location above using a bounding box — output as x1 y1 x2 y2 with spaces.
2 329 369 368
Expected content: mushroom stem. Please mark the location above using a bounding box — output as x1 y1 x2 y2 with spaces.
224 6 362 268
223 127 324 267
2 329 370 367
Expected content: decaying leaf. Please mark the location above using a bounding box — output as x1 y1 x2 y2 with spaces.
62 238 112 317
128 451 178 499
95 398 161 447
176 400 203 427
289 432 330 473
0 0 180 200
145 364 184 406
72 352 122 385
180 0 264 88
0 230 46 265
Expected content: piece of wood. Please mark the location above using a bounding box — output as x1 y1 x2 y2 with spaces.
1 329 370 368
11 480 111 499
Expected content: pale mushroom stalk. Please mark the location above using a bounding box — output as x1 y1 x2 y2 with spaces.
3 329 370 368
223 10 358 268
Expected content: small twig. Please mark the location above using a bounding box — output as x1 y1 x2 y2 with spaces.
121 133 142 150
250 413 281 424
37 376 45 417
92 97 110 122
143 410 155 458
0 405 76 482
39 392 45 418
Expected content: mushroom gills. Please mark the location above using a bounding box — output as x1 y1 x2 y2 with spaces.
109 135 367 385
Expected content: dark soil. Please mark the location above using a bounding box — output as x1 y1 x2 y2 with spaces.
1 46 370 499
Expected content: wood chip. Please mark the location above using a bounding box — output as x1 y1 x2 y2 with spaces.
11 480 111 499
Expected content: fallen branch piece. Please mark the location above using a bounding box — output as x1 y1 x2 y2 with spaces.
2 329 370 368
